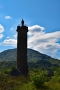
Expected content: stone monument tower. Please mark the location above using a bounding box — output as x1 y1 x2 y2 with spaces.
16 19 28 75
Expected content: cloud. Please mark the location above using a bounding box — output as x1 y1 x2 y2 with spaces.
5 16 12 19
28 25 45 36
1 24 60 59
0 34 4 39
0 24 4 33
3 39 17 46
28 25 60 58
0 24 4 39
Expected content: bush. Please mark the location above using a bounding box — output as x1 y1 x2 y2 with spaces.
30 70 47 88
4 69 11 74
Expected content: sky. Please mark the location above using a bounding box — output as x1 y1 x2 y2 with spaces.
0 0 60 59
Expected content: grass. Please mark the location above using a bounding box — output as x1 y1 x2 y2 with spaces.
0 68 60 90
45 76 60 90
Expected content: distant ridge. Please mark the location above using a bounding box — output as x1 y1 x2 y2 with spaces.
0 48 60 69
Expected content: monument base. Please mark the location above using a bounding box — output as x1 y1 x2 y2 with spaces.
10 68 28 76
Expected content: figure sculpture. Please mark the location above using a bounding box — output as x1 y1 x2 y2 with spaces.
21 19 24 26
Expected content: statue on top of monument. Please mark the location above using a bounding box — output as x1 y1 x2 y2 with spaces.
21 19 24 26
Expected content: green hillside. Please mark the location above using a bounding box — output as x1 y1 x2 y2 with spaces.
0 48 60 69
0 48 51 61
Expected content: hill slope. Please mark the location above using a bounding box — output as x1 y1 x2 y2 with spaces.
0 48 60 69
0 48 56 61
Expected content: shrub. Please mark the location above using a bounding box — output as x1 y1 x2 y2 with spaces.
4 69 11 74
30 71 47 88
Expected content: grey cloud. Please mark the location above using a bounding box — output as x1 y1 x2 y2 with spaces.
28 25 45 36
28 25 60 59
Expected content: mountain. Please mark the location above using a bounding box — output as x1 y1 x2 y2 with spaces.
0 48 60 69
